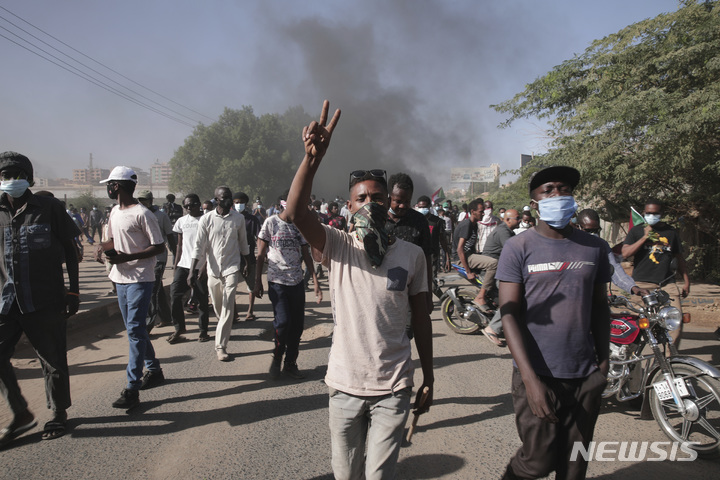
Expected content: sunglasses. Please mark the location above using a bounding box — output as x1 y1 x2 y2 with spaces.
183 202 200 209
349 169 386 188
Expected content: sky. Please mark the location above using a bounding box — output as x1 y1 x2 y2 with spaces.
0 0 682 197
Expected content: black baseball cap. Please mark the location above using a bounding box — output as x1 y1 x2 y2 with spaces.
528 166 580 194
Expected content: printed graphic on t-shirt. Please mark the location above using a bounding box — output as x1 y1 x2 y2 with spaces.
527 261 596 274
386 266 408 291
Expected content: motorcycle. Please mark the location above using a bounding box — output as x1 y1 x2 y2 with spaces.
605 282 720 458
439 263 498 335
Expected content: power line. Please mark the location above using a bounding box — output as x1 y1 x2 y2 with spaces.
0 6 215 126
0 28 197 128
0 12 205 125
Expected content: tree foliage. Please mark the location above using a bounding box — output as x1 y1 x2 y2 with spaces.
169 106 312 203
492 0 720 235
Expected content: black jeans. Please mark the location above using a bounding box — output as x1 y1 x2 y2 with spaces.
170 267 209 334
0 302 70 415
268 281 305 364
147 261 171 331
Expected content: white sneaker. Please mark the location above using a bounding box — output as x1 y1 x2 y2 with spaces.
216 348 230 362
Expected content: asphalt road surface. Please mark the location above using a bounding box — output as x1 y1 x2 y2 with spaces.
1 259 719 479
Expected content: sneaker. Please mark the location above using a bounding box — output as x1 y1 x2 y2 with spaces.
269 357 281 380
140 370 165 390
216 348 230 362
198 332 211 342
112 389 139 409
283 362 305 379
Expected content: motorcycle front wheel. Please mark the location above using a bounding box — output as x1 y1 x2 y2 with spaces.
441 289 483 335
648 364 720 458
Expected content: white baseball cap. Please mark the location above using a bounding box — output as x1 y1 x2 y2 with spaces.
100 166 138 184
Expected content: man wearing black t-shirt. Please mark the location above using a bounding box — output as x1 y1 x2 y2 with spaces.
386 173 433 311
622 199 690 345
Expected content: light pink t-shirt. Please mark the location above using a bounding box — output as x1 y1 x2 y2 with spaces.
321 224 427 396
107 204 164 283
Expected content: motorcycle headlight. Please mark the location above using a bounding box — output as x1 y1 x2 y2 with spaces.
658 307 682 331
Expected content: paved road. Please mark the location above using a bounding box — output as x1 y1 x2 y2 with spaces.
1 256 719 479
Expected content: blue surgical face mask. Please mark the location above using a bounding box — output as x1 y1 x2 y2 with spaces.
416 207 430 216
234 203 245 212
644 214 661 226
537 196 578 229
0 179 30 198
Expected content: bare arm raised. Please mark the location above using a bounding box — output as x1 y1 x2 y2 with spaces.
284 100 341 253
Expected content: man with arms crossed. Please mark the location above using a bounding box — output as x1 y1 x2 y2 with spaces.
497 166 610 480
284 101 434 480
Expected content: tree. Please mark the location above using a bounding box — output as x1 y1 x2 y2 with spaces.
169 106 312 203
492 0 720 234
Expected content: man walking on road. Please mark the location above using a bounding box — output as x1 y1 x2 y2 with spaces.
190 186 251 362
497 166 610 480
284 101 434 480
168 194 210 343
100 167 166 409
0 152 80 447
137 191 173 331
253 209 321 379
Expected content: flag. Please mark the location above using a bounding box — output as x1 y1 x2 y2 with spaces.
431 187 445 203
630 206 645 229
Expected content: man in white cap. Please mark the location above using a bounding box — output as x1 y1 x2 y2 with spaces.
99 167 166 409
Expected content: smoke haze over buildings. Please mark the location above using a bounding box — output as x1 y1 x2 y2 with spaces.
0 0 679 199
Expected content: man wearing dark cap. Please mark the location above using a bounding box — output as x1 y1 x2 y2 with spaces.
137 190 173 331
0 151 80 447
496 166 611 480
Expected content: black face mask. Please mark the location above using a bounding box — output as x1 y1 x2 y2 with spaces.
218 198 233 210
107 184 119 200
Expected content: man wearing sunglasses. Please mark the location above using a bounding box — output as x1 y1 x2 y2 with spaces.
0 152 81 447
168 194 210 343
283 101 433 480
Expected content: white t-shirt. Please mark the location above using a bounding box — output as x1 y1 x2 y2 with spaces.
107 204 164 283
321 224 427 396
173 214 205 270
258 215 307 286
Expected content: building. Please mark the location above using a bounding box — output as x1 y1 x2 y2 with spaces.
72 168 111 184
150 161 171 185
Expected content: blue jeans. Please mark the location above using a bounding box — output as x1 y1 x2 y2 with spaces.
329 387 411 480
268 281 305 364
117 282 160 390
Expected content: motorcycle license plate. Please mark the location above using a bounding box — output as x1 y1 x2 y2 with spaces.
652 378 690 401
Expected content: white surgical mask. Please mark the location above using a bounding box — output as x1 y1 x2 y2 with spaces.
538 196 578 229
644 214 661 226
0 179 29 198
416 207 430 216
234 203 245 212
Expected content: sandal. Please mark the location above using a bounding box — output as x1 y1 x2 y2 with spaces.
245 314 257 322
0 417 38 448
41 410 67 441
482 326 505 347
